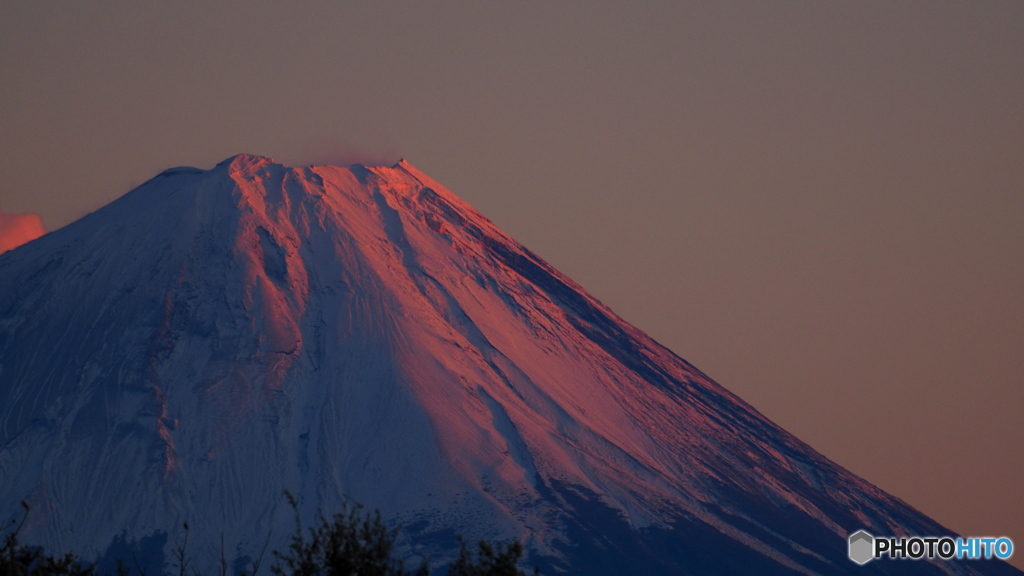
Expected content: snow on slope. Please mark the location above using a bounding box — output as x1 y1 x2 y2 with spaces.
0 155 1017 575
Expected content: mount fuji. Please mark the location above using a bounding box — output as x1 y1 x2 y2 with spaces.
0 155 1016 575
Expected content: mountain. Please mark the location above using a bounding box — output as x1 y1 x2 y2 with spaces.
0 155 1017 575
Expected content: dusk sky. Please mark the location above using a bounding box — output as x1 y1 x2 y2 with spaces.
2 1 1021 566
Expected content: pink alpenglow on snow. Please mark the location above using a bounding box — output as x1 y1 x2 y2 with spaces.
0 210 45 254
0 155 1019 576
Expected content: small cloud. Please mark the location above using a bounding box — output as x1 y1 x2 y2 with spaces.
0 210 46 254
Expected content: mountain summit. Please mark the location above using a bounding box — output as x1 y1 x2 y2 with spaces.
0 156 1016 575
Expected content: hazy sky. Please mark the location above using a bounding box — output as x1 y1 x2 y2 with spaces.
2 1 1021 566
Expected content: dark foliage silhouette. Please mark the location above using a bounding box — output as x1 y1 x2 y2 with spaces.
1 502 95 576
271 493 426 576
2 498 537 576
447 539 537 576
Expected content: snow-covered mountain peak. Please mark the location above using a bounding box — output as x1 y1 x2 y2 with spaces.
215 153 277 170
0 157 1017 576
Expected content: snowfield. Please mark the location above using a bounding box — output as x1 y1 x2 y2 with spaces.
0 155 1015 575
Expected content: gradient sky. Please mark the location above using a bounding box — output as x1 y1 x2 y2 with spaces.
2 1 1022 567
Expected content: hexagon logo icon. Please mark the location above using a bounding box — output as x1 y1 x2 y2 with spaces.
849 530 874 565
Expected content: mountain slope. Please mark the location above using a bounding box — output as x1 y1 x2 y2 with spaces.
0 155 1016 575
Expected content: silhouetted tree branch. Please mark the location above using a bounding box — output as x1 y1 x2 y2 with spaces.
3 497 538 576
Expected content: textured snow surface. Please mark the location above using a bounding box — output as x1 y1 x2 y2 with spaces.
0 155 1017 575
